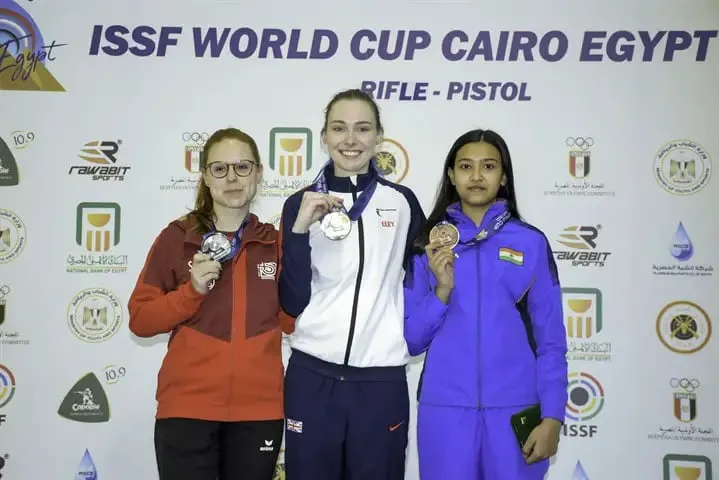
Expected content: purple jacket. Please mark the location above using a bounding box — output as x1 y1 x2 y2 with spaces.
404 201 568 422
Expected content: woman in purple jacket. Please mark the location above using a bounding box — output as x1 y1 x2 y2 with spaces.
404 129 569 479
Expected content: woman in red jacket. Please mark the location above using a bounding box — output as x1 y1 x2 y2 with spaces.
128 127 294 480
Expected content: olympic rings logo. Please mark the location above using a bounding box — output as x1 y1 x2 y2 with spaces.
183 132 209 145
566 137 594 150
670 377 700 392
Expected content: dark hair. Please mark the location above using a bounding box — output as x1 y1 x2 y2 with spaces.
188 127 261 234
412 129 521 252
321 88 383 135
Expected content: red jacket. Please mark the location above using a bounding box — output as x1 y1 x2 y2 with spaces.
128 213 294 421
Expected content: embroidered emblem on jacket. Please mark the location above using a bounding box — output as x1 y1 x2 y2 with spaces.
257 262 277 280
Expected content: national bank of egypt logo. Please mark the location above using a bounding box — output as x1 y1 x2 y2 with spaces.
0 0 66 92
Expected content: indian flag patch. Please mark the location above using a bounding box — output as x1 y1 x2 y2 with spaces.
499 247 524 265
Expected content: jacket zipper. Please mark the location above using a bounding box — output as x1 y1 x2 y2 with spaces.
227 237 275 415
343 183 365 366
476 244 483 410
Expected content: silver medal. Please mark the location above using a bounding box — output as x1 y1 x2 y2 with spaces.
320 211 352 240
201 233 232 262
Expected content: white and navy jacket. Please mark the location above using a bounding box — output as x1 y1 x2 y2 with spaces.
279 163 425 368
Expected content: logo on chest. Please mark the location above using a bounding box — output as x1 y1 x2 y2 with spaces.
257 262 277 280
376 208 398 229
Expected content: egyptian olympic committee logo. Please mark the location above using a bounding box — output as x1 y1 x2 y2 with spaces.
653 140 711 195
565 371 605 421
0 364 16 408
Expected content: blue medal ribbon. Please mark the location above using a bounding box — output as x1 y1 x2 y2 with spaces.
312 158 381 221
445 201 512 249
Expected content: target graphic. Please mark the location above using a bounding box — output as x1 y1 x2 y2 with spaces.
0 364 16 408
566 371 605 421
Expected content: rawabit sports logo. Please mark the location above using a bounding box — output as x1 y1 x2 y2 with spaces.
69 140 130 181
663 454 712 480
68 288 123 343
552 225 611 267
0 364 16 408
654 139 711 196
656 301 711 354
562 288 610 362
544 137 615 198
264 127 314 198
0 207 26 264
375 138 409 184
653 222 714 278
76 448 98 480
571 460 589 480
58 372 110 423
66 202 128 274
562 371 604 438
0 135 19 186
161 131 208 191
649 378 719 444
0 0 66 91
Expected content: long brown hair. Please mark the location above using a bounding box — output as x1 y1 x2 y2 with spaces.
188 127 261 234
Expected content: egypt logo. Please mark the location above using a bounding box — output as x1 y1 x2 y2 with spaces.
654 140 711 196
0 0 66 92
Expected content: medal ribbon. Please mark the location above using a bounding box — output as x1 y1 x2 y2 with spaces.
448 202 511 248
312 159 380 221
201 216 250 263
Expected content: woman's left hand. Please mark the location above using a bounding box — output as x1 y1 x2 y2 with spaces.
522 418 561 464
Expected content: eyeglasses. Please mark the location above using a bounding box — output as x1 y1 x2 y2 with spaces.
206 160 257 178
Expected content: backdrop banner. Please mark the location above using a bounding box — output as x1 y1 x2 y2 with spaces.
0 0 717 478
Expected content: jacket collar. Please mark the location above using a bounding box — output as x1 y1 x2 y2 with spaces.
445 200 510 243
318 160 378 193
183 213 273 247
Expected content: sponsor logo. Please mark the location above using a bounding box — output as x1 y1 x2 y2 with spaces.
66 202 127 273
375 138 409 183
69 140 130 181
0 0 66 91
654 140 711 195
76 448 98 480
553 225 611 267
663 454 712 479
57 372 110 423
68 288 123 343
0 208 26 264
656 301 711 354
0 364 16 408
562 371 603 438
264 127 314 197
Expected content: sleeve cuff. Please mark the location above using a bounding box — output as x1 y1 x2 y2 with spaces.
178 281 205 310
541 399 567 424
426 290 450 317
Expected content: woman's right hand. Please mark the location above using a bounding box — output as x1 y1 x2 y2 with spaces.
190 253 221 295
292 191 345 234
426 240 455 303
